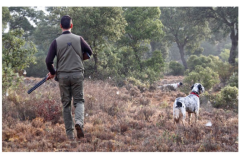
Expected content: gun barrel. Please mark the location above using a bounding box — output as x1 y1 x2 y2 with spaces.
27 76 47 94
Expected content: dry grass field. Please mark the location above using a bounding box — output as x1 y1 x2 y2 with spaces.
2 76 238 152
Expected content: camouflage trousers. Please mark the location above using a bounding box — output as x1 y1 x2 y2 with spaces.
58 72 84 139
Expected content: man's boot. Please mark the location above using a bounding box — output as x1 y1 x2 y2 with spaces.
75 123 84 138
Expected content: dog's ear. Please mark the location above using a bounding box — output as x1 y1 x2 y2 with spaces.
191 85 194 90
198 84 202 91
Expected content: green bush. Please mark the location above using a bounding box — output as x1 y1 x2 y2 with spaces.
98 48 164 86
211 86 238 111
219 49 230 62
187 55 215 72
169 61 184 75
187 55 234 84
132 68 162 85
126 76 148 89
221 86 238 105
142 50 164 84
26 54 49 77
145 50 164 72
2 29 37 92
183 65 220 91
227 72 238 88
214 61 233 83
210 93 222 108
83 58 96 78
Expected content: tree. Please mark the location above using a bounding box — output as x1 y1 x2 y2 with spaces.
8 7 45 39
69 7 127 72
194 7 238 65
120 7 164 72
26 50 50 77
160 7 211 69
211 7 238 65
28 7 70 77
32 8 63 52
144 50 164 83
200 38 231 57
150 38 171 60
2 7 11 32
2 29 37 92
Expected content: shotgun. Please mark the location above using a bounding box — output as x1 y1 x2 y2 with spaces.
27 75 48 94
27 64 57 94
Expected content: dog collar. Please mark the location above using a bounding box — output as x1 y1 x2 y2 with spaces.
191 92 199 97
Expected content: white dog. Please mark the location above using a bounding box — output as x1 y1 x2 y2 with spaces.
173 83 204 126
158 82 183 91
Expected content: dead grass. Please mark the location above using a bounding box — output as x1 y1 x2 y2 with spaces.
2 76 238 152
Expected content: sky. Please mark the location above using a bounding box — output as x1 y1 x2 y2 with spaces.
36 6 48 15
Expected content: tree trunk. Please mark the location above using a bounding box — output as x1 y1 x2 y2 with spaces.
228 28 238 65
178 45 188 70
93 54 98 73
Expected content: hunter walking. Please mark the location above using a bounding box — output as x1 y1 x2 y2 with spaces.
46 15 93 140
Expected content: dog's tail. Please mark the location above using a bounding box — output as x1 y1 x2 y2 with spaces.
173 101 183 123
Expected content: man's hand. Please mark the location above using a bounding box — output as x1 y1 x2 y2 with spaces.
47 72 55 80
83 52 89 60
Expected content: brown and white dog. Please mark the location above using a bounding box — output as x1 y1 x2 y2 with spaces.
173 83 204 126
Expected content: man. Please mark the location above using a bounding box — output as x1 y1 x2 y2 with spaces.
46 15 93 140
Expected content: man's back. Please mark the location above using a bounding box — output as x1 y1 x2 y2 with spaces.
56 33 84 73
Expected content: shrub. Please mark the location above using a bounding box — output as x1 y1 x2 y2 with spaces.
36 100 62 124
227 72 238 88
169 61 184 75
84 47 164 87
220 86 238 109
187 55 233 84
134 68 161 86
26 54 48 77
3 89 37 121
182 65 220 92
209 55 234 84
126 76 148 90
214 61 233 83
187 55 215 72
2 29 37 93
127 50 164 85
210 86 238 111
141 107 155 121
219 49 230 62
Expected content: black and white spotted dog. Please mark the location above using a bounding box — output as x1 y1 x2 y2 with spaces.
173 83 205 126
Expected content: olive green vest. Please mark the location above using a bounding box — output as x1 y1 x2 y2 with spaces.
56 33 84 73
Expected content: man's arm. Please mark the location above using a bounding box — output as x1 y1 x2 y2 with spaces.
45 40 57 79
80 37 93 60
